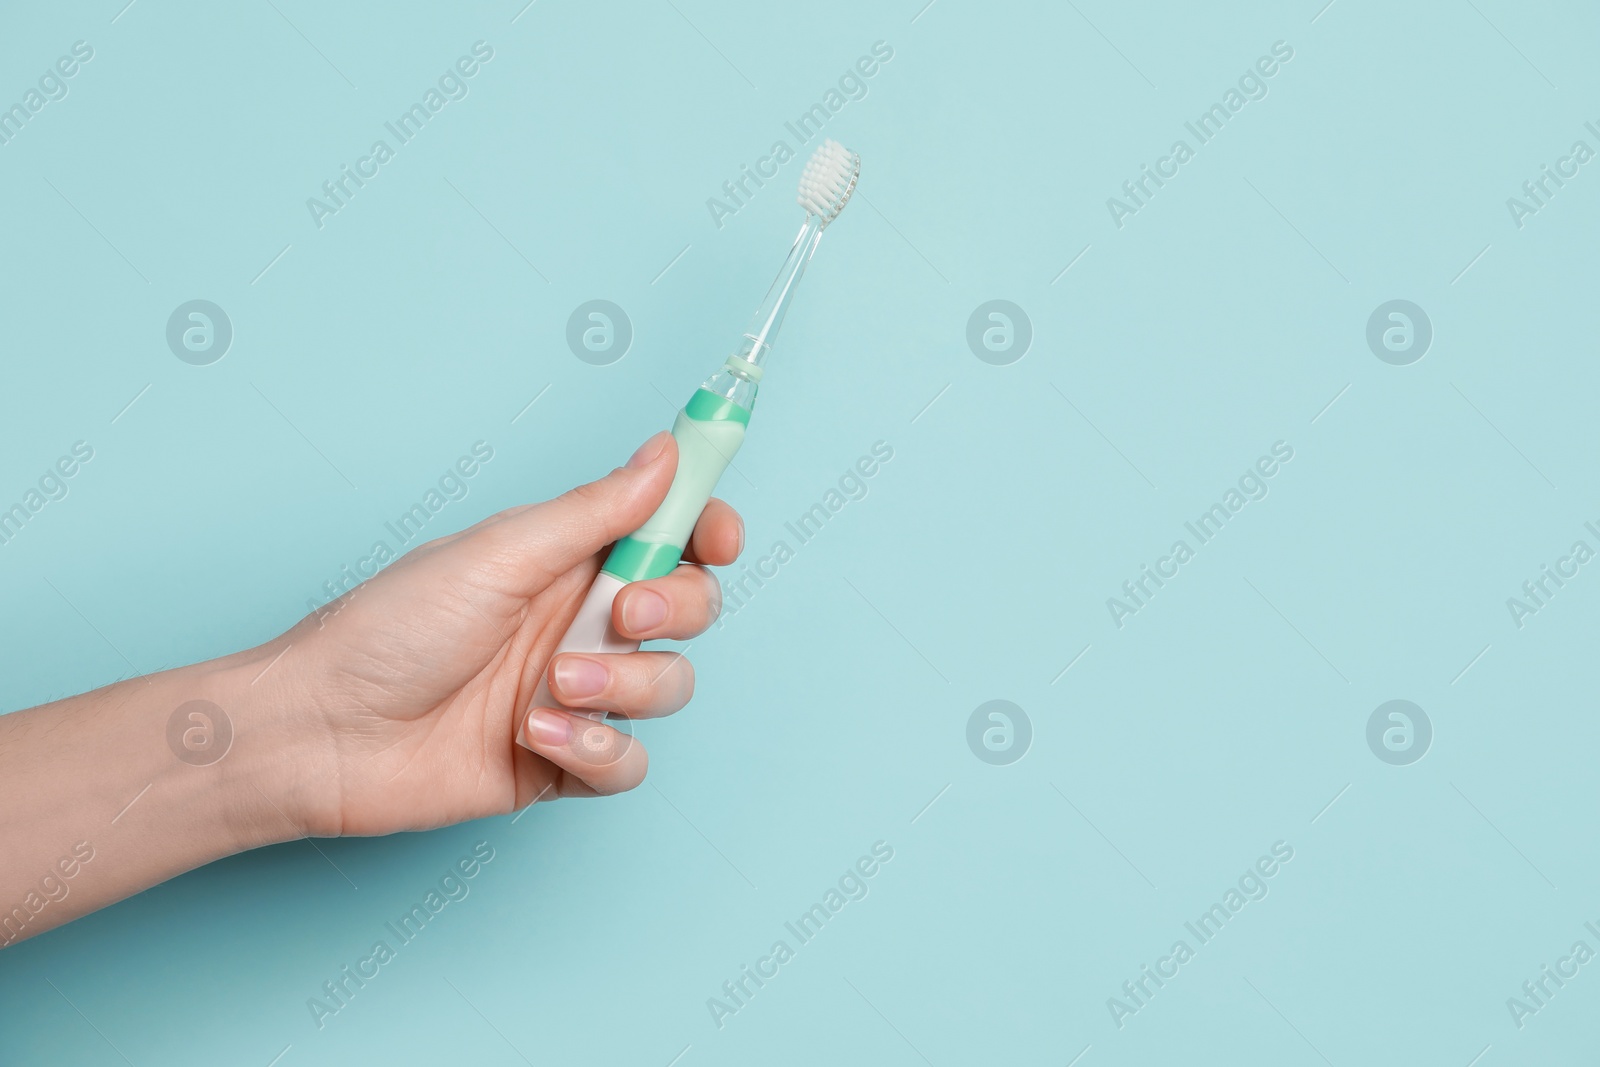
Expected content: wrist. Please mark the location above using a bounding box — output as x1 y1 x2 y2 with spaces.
0 636 340 944
198 638 341 845
106 653 299 857
0 646 327 941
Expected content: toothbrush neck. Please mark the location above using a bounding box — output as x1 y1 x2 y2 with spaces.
732 215 826 367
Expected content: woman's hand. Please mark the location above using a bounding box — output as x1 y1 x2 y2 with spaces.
0 432 739 947
252 431 740 838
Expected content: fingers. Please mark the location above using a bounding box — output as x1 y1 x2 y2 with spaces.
682 497 743 567
466 432 679 597
522 708 648 796
613 565 722 641
547 651 694 719
488 440 743 800
515 648 691 798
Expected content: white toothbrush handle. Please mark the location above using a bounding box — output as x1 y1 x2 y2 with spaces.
530 572 640 721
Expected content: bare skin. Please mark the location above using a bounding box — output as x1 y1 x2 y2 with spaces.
0 432 739 947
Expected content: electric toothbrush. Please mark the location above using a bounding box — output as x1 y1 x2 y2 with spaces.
528 139 860 720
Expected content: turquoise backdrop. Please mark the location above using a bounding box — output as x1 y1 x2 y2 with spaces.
4 0 1600 1063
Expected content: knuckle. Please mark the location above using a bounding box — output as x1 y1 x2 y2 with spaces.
562 478 608 508
557 481 617 536
637 654 693 713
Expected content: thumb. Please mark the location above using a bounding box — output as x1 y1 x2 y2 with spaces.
471 431 677 596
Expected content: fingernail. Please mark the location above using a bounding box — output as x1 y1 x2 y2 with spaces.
623 588 669 632
626 432 669 470
735 517 745 557
554 656 607 699
527 708 572 746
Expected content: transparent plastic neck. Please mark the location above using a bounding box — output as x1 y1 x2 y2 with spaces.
705 214 827 409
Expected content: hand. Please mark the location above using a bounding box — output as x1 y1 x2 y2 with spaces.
0 431 740 945
256 431 740 838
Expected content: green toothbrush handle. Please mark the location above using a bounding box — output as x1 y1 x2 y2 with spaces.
520 386 751 724
602 388 751 584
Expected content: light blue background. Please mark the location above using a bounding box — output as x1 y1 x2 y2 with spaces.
3 0 1599 1063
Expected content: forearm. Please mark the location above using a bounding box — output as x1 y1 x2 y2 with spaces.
0 646 310 947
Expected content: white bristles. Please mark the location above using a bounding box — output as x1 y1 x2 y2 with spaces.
796 139 859 225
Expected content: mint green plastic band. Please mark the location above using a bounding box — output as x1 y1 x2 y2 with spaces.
602 536 682 582
601 390 750 583
685 388 752 425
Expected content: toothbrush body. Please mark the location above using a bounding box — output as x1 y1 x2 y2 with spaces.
527 388 751 718
530 141 859 719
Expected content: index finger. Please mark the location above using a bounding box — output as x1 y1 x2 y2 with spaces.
681 497 743 567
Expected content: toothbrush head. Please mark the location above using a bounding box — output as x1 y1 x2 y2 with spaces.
796 139 860 227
